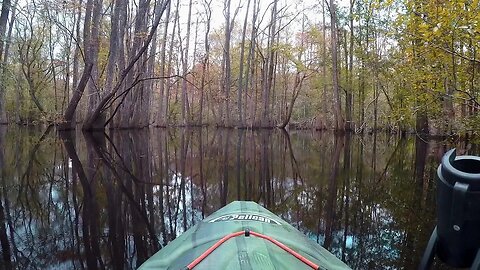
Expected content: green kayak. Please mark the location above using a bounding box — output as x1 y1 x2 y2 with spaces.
139 201 351 270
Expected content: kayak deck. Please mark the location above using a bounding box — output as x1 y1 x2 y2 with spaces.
139 201 351 270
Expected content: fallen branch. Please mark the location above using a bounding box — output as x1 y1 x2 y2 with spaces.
455 88 480 107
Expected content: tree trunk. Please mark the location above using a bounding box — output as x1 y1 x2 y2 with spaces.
245 0 258 127
444 37 456 133
84 0 99 123
110 0 128 128
321 0 327 129
262 1 277 127
181 0 193 126
222 0 232 126
416 110 429 135
0 0 11 123
346 0 355 131
164 0 179 126
199 0 212 126
0 0 10 62
143 0 164 127
359 8 370 133
237 0 251 126
71 0 83 124
47 23 58 112
330 0 344 131
127 0 149 128
156 1 171 127
373 24 379 132
104 0 124 105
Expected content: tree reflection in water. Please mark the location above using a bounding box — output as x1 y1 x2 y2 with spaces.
0 127 476 269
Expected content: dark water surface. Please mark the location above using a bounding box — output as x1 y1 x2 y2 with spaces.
0 127 477 270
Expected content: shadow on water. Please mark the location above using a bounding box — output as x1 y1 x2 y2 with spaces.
0 126 477 269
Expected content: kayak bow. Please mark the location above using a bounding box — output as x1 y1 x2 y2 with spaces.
139 201 351 270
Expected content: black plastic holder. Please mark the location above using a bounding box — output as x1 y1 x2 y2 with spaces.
419 227 480 269
419 149 480 270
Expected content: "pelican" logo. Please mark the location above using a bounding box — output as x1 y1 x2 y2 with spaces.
208 214 281 225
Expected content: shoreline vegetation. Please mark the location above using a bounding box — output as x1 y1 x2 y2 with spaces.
0 121 477 142
0 0 478 136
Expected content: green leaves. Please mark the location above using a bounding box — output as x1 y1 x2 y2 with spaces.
389 0 480 133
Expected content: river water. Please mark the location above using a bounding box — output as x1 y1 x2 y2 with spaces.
0 127 476 269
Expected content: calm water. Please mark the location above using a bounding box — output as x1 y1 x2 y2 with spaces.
0 127 477 270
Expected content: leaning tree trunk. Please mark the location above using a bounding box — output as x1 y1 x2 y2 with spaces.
60 0 94 130
60 64 93 130
278 73 306 129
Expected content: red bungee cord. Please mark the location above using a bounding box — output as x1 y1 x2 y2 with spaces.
185 230 320 270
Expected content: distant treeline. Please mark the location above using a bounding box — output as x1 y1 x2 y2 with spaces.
0 0 478 135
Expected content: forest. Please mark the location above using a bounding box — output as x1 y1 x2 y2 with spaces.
0 0 478 135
